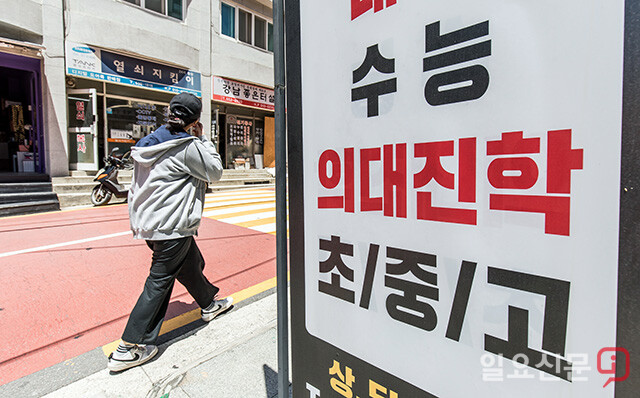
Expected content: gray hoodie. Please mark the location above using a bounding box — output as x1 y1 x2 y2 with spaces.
128 134 223 240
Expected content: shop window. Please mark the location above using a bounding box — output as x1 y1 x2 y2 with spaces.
268 22 274 52
254 17 267 50
238 9 252 45
121 0 184 21
225 115 254 169
221 3 235 38
105 97 169 155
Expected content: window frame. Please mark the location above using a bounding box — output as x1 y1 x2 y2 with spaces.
238 8 253 45
220 1 273 53
253 15 267 50
119 0 185 22
220 2 236 38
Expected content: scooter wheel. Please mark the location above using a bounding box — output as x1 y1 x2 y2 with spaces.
91 185 112 206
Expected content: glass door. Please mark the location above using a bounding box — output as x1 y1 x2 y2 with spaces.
67 88 98 170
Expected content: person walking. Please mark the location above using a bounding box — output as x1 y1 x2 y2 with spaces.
108 93 233 372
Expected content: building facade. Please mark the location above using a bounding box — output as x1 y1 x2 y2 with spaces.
0 0 274 177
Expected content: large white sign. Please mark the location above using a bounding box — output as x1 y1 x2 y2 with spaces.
300 1 624 397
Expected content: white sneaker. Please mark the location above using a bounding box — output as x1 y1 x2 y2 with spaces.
107 344 158 372
201 296 234 322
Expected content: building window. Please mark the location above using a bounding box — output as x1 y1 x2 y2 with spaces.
254 17 267 50
145 0 164 13
121 0 184 20
238 9 252 45
221 3 235 37
221 2 273 53
167 0 183 20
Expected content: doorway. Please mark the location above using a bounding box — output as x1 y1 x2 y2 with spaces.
67 88 99 171
0 66 36 173
0 52 44 176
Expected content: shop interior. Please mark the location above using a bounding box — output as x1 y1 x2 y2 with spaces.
67 78 173 168
0 66 35 173
213 103 271 170
67 78 274 171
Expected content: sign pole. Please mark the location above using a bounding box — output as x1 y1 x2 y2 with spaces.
616 1 640 395
273 0 289 396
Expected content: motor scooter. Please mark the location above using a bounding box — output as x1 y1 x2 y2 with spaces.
91 147 132 206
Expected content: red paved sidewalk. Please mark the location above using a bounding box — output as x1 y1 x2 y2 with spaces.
0 205 276 385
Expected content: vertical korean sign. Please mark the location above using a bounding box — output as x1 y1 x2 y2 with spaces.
286 0 637 397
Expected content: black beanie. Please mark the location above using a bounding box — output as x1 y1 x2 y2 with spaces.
169 93 202 125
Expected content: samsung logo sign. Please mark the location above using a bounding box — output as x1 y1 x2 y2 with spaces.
72 46 95 54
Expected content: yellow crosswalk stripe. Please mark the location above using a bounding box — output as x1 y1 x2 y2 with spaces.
235 216 276 228
202 188 288 235
212 206 276 220
204 194 275 205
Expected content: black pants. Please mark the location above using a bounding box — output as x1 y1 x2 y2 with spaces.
122 236 219 345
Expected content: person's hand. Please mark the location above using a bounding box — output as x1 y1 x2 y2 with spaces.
191 121 203 137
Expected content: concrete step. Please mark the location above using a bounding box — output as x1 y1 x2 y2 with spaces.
52 177 132 189
0 173 50 183
0 191 59 205
56 193 89 208
0 182 53 194
69 170 133 177
67 169 272 178
52 175 132 184
215 178 273 186
56 192 127 208
0 199 60 217
57 183 276 208
52 168 276 209
207 183 274 192
52 182 132 194
52 182 98 193
222 171 274 178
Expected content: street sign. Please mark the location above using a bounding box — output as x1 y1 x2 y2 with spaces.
286 1 639 397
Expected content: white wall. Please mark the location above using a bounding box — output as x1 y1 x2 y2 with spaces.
65 0 201 69
0 0 43 43
65 0 214 137
0 0 70 177
1 0 274 175
211 0 274 88
42 0 69 177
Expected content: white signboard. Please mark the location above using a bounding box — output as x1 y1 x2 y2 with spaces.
212 76 275 111
110 129 133 140
299 1 624 397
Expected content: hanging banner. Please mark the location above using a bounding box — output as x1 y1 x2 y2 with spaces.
65 41 201 96
212 76 275 111
287 1 631 397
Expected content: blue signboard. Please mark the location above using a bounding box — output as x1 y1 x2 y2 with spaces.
66 41 202 97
